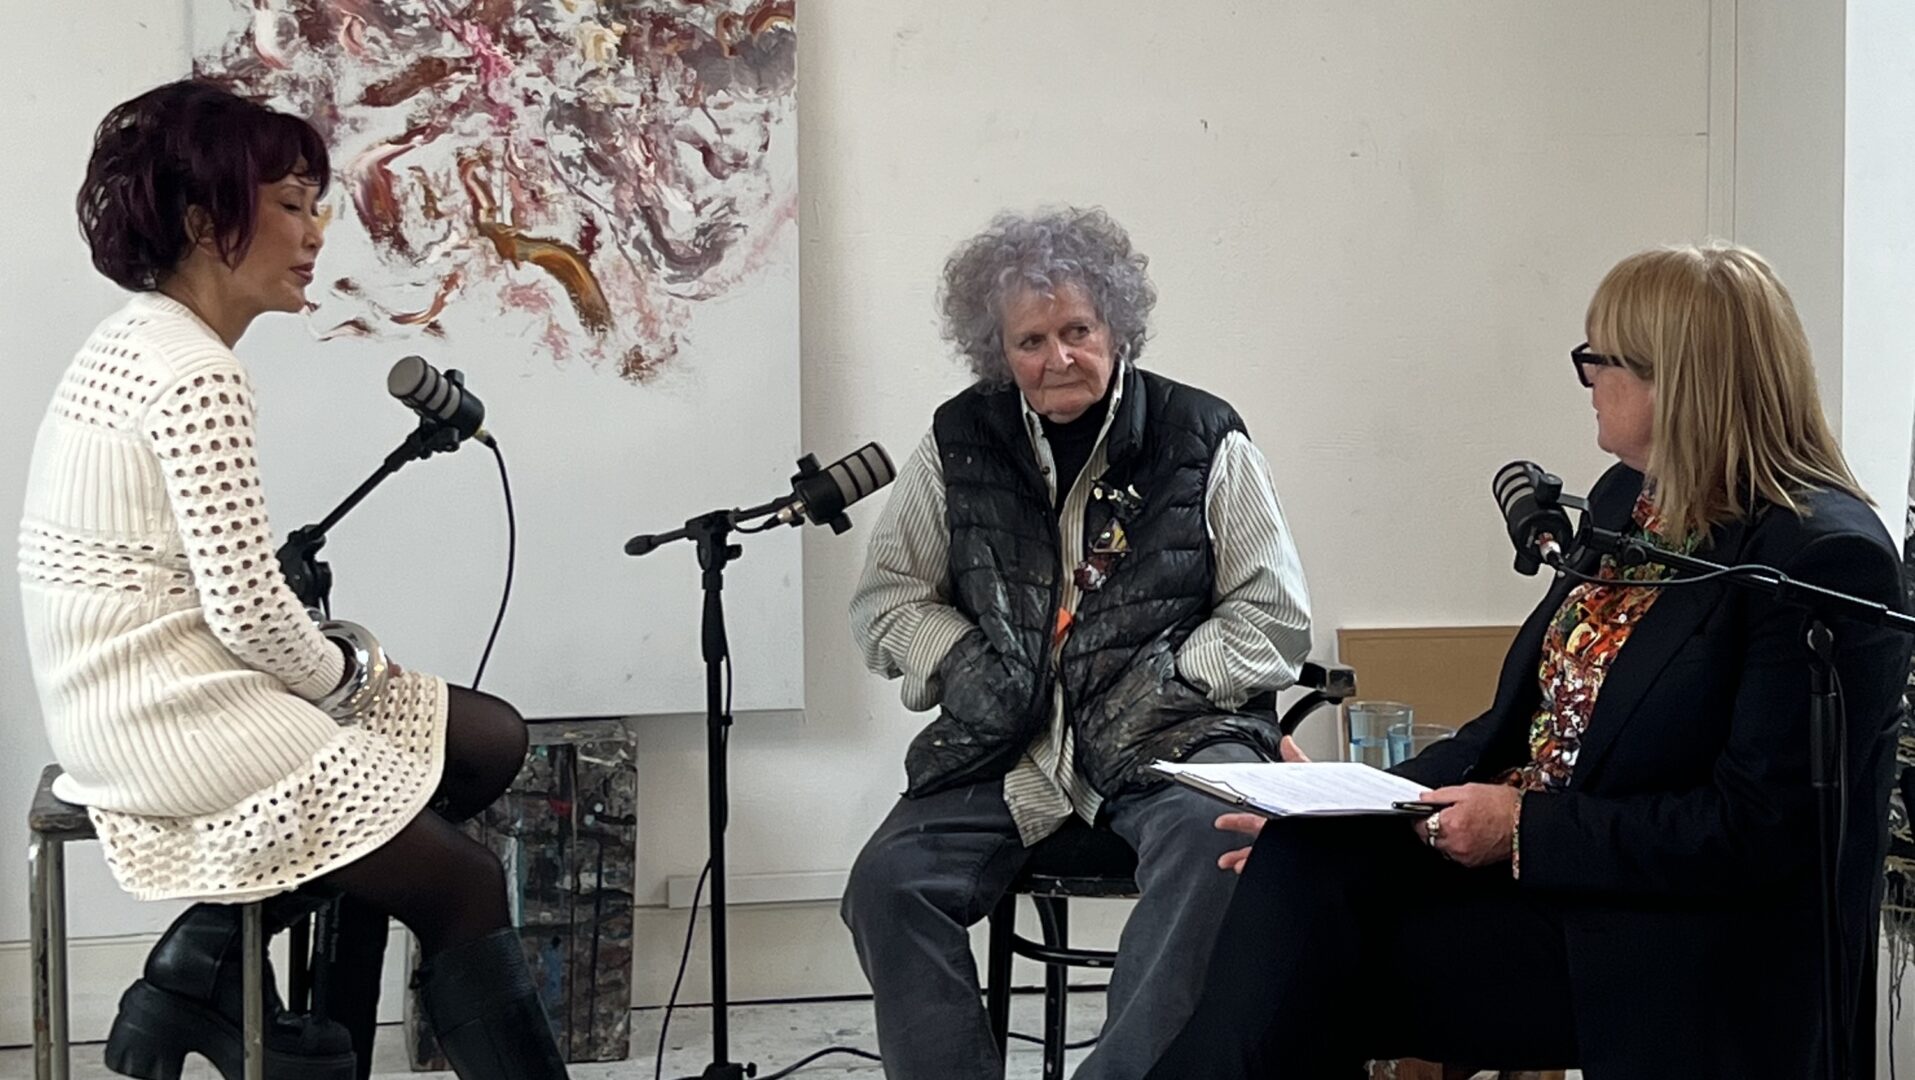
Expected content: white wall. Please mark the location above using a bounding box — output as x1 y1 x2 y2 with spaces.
1841 0 1915 539
1734 0 1851 410
1734 0 1915 531
7 3 1909 1072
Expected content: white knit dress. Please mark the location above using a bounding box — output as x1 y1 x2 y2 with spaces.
17 293 448 903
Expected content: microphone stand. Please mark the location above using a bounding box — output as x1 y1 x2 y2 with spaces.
271 411 469 1021
1568 521 1915 1080
623 454 840 1080
277 420 468 614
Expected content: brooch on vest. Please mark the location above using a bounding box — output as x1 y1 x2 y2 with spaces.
1074 481 1144 593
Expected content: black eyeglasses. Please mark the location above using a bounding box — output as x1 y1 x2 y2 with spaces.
1570 342 1628 388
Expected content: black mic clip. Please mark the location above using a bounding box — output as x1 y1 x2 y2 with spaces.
397 368 474 462
278 525 332 612
1495 460 1582 577
1517 467 1565 575
789 453 852 535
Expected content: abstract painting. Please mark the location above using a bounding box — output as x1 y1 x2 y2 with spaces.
182 1 806 717
194 0 797 382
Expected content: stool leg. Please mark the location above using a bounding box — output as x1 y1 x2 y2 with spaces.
1034 897 1069 1080
243 903 265 1080
29 833 65 1080
47 839 69 1080
39 837 72 1080
288 911 312 1014
985 893 1014 1060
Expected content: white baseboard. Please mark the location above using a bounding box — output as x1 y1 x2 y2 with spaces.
0 894 1136 1049
665 870 849 909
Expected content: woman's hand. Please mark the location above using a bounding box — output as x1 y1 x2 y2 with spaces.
1216 813 1265 874
1416 783 1520 869
1214 735 1311 873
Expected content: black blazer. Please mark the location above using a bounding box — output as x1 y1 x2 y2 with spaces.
1395 463 1911 1079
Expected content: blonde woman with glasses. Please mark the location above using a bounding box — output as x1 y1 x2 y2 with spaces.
1144 244 1912 1080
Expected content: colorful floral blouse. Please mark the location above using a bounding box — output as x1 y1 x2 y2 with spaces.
1501 491 1701 793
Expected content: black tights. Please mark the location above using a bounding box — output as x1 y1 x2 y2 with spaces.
319 684 528 955
314 686 527 1077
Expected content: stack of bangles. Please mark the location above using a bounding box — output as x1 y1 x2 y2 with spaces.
313 618 391 722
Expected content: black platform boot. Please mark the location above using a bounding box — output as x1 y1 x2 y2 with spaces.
416 929 569 1079
104 895 356 1080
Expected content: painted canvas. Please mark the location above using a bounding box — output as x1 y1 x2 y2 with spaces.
193 0 796 379
186 1 804 715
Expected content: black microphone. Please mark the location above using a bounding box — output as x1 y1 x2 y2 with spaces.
774 442 897 532
621 442 899 557
1492 460 1575 576
388 356 488 444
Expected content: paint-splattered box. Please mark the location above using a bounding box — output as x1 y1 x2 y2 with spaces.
406 718 638 1066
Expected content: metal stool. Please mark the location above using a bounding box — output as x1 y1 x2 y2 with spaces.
28 764 267 1080
982 661 1358 1077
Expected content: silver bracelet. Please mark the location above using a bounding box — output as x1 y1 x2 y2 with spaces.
312 619 391 722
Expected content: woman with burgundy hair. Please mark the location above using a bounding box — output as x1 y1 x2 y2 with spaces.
18 80 567 1079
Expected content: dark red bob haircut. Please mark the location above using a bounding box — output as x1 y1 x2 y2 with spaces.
77 80 330 291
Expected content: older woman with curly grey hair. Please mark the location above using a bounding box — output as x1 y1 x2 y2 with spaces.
841 207 1314 1080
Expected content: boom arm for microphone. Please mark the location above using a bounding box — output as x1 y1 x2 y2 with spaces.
277 358 496 611
624 443 897 556
1491 457 1915 1080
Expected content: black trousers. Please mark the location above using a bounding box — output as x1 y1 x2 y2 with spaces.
1144 816 1579 1079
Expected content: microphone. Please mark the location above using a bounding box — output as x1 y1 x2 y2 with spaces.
774 442 897 532
621 442 898 557
1492 460 1575 576
388 355 488 444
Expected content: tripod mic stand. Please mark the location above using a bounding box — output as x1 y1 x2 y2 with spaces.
1569 521 1915 1080
631 509 750 1080
623 454 847 1080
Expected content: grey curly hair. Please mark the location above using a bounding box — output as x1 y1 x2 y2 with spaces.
938 207 1157 386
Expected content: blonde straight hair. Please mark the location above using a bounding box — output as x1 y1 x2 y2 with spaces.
1584 243 1868 540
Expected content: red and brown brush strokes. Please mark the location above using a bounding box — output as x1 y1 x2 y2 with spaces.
195 0 797 382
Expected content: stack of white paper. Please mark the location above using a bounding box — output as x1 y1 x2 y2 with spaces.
1151 760 1433 817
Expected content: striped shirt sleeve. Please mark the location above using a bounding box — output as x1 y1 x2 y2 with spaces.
848 428 976 711
1175 431 1314 707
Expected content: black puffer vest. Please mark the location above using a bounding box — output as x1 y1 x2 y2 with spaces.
903 364 1284 799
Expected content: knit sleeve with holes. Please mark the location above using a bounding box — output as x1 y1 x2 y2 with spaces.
142 350 345 696
17 293 367 818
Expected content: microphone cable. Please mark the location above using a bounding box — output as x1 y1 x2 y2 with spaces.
648 654 895 1079
470 435 515 689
